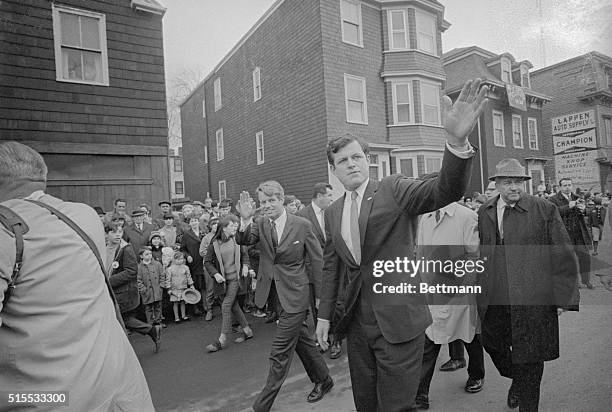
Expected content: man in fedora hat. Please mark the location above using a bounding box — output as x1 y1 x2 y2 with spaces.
124 209 156 260
154 200 173 228
477 158 579 411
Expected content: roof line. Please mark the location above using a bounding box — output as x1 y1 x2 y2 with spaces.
531 51 612 74
179 0 287 107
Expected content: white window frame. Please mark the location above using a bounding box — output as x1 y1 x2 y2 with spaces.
340 0 363 47
388 9 408 50
253 67 261 102
512 114 523 148
214 78 222 111
424 156 442 174
52 4 109 86
397 156 418 178
218 180 227 201
344 74 368 125
256 131 265 165
392 81 414 125
203 145 208 164
173 158 183 172
420 81 441 126
216 128 224 161
527 117 539 150
202 96 206 118
501 57 512 83
175 181 184 195
415 9 437 55
493 110 505 147
520 64 530 88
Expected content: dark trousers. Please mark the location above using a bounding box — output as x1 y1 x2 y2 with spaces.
122 309 153 335
449 339 465 360
252 306 329 412
418 334 484 398
346 313 425 412
482 306 544 412
574 244 591 284
202 270 215 311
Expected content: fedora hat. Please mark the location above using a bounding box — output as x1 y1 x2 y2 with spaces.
183 288 201 305
489 158 531 181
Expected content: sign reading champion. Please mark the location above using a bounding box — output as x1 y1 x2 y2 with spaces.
552 110 599 188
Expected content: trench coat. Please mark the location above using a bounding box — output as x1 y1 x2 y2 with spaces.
109 240 140 313
477 194 579 363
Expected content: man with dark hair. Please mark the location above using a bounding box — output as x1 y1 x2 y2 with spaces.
218 199 233 217
154 200 173 228
236 180 333 412
549 178 593 288
104 198 132 226
297 183 343 358
316 79 488 411
478 159 578 410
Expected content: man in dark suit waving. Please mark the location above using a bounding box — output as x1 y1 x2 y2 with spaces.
316 79 488 411
236 181 332 412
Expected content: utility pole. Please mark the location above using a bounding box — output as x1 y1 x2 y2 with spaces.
537 0 546 67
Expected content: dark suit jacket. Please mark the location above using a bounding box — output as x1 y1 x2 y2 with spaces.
236 213 322 313
549 192 592 245
477 193 579 362
296 204 325 250
180 229 205 276
109 242 139 313
319 149 473 344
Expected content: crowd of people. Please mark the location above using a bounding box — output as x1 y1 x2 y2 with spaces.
2 78 611 412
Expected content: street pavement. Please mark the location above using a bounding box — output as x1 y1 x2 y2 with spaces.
130 282 611 412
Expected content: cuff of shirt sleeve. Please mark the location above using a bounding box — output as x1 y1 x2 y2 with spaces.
446 141 476 159
317 318 330 324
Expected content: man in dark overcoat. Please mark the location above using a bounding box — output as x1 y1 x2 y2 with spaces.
477 158 579 411
549 178 593 288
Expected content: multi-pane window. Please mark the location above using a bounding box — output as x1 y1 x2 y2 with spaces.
528 118 539 150
415 10 436 54
521 65 530 88
512 115 523 148
216 128 224 161
344 74 368 124
52 5 109 85
253 67 261 102
173 158 183 172
214 78 222 111
493 111 505 146
340 0 362 46
369 153 379 180
425 157 442 173
218 180 227 201
175 181 184 195
256 131 264 165
421 82 441 125
501 58 512 83
392 82 412 124
202 97 206 118
389 10 408 50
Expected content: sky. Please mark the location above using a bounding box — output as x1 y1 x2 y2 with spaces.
161 0 612 88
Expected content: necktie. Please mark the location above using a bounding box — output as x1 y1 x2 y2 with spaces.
270 220 278 249
435 210 441 223
501 206 512 239
350 191 361 264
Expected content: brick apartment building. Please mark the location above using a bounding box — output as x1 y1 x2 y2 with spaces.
1 0 170 211
531 52 612 193
443 46 552 195
180 0 455 202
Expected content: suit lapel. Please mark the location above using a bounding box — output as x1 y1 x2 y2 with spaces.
330 196 357 267
358 180 377 248
307 205 324 241
262 218 274 252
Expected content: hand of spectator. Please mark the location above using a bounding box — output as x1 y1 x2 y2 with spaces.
187 255 193 263
214 273 225 283
242 265 249 277
248 269 256 278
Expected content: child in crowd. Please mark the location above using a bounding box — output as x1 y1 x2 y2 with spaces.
166 251 194 323
161 246 175 268
149 232 164 263
137 248 166 327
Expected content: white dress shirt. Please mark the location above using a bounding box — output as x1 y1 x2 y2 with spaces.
311 202 325 239
496 196 514 239
271 209 287 242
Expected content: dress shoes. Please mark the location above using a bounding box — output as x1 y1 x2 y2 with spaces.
329 340 342 359
507 382 519 409
585 281 595 289
415 394 429 410
464 377 484 393
306 376 333 403
205 311 213 321
439 358 466 371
